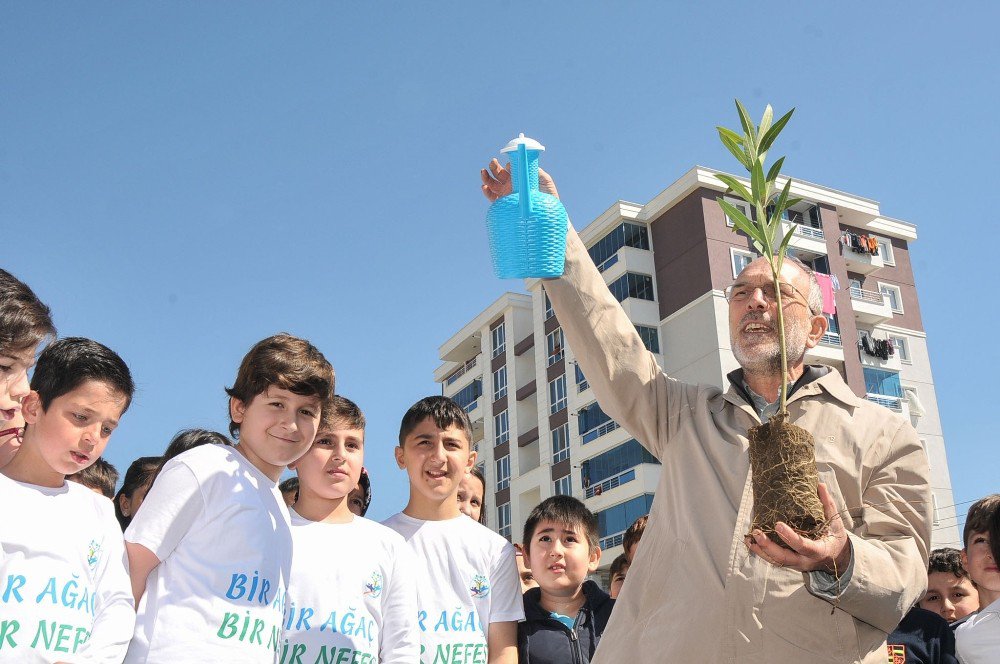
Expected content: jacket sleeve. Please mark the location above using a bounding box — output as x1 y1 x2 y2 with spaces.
805 418 932 633
542 225 684 460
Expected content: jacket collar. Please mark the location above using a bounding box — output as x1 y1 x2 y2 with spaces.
522 579 611 623
723 364 862 411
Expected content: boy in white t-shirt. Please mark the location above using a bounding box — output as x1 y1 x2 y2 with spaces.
955 495 1000 664
0 337 136 663
383 396 523 664
124 334 334 663
283 395 418 663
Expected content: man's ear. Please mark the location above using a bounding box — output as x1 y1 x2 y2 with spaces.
394 445 405 470
588 546 602 572
229 397 246 425
21 391 42 425
804 313 829 349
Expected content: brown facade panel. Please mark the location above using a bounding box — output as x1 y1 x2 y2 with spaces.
514 333 535 356
495 487 510 507
493 440 510 458
491 352 506 372
516 379 537 401
544 313 561 334
649 188 715 319
491 395 508 415
546 358 565 384
551 458 571 481
518 426 539 447
549 407 568 430
489 316 504 331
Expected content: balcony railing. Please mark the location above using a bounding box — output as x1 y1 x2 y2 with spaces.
599 531 625 550
463 398 479 414
819 332 842 347
582 419 620 444
866 394 903 412
792 223 825 240
585 468 636 499
850 287 885 305
596 253 620 273
446 357 478 385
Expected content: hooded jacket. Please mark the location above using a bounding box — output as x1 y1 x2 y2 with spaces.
518 580 615 663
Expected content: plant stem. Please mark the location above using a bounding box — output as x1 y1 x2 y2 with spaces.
771 258 789 416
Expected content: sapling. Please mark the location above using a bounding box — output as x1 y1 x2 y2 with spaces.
716 100 825 547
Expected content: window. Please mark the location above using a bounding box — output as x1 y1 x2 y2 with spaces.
889 335 910 363
863 367 903 398
825 314 840 335
491 323 506 359
876 237 895 266
548 375 567 414
578 401 618 443
575 363 589 392
552 423 570 463
730 248 755 279
635 325 660 353
581 439 660 487
608 273 655 303
543 290 554 320
546 328 565 366
588 222 650 268
495 455 510 491
453 379 482 413
492 366 507 401
878 283 904 313
494 410 509 447
596 494 655 540
497 503 512 540
554 475 572 497
722 197 753 228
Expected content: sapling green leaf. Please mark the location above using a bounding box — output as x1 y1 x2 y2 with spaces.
736 100 755 140
715 174 753 203
759 109 794 154
766 157 785 186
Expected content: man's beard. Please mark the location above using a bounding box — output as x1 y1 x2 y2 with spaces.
731 312 808 376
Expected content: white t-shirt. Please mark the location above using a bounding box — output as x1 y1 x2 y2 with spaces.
381 513 523 664
0 473 134 663
956 597 1000 664
283 511 419 663
124 444 292 663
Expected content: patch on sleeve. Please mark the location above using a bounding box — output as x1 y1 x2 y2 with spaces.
886 644 906 664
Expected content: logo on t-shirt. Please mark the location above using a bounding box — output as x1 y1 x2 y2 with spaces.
886 644 906 664
363 571 383 599
469 574 490 599
86 539 102 571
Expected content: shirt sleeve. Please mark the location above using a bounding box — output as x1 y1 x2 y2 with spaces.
488 540 525 623
124 458 205 561
77 500 136 663
378 540 420 663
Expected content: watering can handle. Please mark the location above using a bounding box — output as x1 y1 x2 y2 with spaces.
517 143 532 219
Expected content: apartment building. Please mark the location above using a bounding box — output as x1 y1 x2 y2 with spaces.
434 165 959 571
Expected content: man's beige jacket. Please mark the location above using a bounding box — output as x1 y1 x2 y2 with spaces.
544 226 932 663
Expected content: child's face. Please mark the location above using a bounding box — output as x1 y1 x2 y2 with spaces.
347 484 365 517
515 548 538 594
457 473 484 522
963 531 1000 595
119 474 155 520
919 572 979 622
21 379 127 483
526 520 600 596
230 387 322 480
0 345 37 423
609 561 631 600
291 426 364 502
394 418 475 507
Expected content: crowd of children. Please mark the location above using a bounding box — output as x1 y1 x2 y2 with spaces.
2 263 999 664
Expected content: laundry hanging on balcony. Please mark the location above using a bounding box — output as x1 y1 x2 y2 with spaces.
859 335 894 361
815 272 837 315
840 231 879 256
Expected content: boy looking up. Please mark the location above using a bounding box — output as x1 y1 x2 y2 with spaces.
0 337 135 662
955 495 1000 663
920 549 979 624
518 496 613 664
124 333 333 663
383 396 523 664
283 395 418 663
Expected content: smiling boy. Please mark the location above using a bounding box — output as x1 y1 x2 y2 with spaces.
283 395 418 663
0 337 136 662
382 396 523 664
518 496 613 664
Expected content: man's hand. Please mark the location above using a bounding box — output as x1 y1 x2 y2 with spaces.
745 483 852 576
480 158 560 201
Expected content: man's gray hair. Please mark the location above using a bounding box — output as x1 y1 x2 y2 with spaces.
784 256 824 316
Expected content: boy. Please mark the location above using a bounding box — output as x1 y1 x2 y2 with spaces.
955 495 1000 663
284 396 418 662
0 268 55 468
919 549 979 624
124 333 334 663
518 495 613 663
383 396 523 663
0 337 135 661
347 467 371 517
68 457 119 499
608 554 630 600
279 476 299 507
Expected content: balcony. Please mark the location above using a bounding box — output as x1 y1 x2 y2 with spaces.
805 331 844 365
859 346 902 372
782 220 827 255
850 287 893 325
582 419 620 444
866 393 907 415
445 357 478 386
842 246 884 275
585 468 636 499
599 247 656 286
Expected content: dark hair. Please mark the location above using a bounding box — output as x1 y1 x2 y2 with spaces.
991 505 1000 570
927 548 968 579
357 467 372 516
963 494 1000 549
609 553 630 579
398 396 472 447
114 456 162 529
30 337 134 412
623 514 648 560
0 268 55 354
321 395 366 432
279 476 299 497
68 457 119 499
225 334 335 439
162 428 232 465
469 466 488 526
522 495 599 555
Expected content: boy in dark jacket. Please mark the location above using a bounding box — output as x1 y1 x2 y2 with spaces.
518 495 614 663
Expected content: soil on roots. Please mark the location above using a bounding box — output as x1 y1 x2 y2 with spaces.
748 413 825 549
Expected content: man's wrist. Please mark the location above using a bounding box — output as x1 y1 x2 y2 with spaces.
823 539 853 577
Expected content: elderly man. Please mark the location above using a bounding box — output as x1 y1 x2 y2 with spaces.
481 162 931 663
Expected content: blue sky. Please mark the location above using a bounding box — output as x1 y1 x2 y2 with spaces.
3 3 996 532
